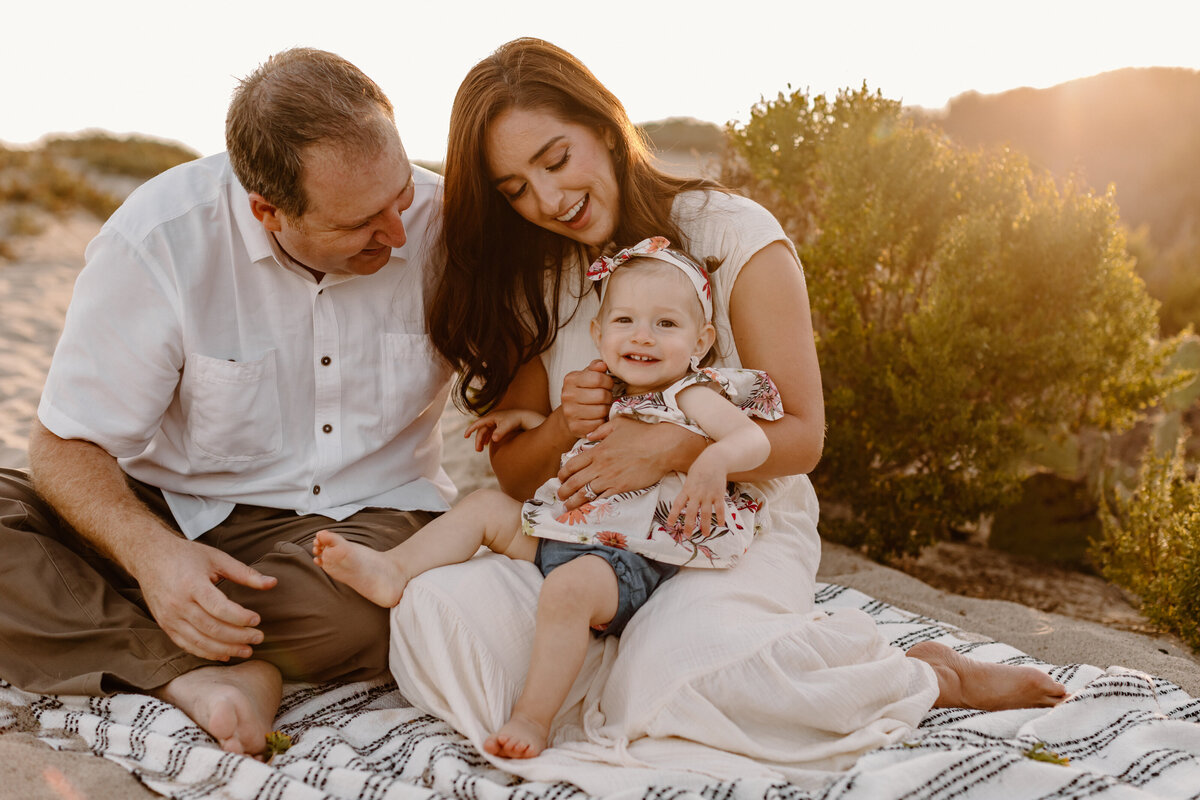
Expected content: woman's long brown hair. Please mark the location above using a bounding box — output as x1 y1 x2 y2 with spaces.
430 37 719 413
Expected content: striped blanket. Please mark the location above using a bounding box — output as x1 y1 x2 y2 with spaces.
3 583 1198 800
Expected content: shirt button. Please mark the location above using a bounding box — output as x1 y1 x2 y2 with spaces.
312 485 321 495
320 356 332 366
322 424 333 434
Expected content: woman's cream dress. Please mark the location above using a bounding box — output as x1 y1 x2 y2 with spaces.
389 191 939 790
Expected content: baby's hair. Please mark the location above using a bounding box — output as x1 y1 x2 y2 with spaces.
596 251 721 367
598 257 702 320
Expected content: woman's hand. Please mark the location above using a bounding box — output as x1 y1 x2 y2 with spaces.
559 360 614 439
556 416 707 509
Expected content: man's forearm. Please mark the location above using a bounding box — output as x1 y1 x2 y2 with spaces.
28 419 179 577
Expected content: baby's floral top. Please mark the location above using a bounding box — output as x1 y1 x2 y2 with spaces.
521 368 783 568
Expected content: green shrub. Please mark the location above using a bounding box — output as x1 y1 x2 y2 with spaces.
1095 440 1200 649
1129 225 1200 337
725 85 1175 559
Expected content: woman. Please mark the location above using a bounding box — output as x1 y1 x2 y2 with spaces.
391 38 1064 783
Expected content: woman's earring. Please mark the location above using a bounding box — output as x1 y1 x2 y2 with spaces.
689 355 702 372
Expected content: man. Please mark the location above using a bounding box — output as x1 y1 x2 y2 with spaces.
0 48 453 756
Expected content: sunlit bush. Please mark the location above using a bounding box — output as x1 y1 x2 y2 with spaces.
1129 225 1200 337
725 85 1175 559
1096 440 1200 649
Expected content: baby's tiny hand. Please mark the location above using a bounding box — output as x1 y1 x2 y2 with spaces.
465 410 547 452
666 463 727 538
464 418 499 452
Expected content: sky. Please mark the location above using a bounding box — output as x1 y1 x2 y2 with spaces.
4 0 1199 164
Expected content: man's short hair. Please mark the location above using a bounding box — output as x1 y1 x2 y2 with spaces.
226 48 397 219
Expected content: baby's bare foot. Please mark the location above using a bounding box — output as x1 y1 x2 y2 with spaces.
907 641 1068 710
483 713 549 759
312 530 407 607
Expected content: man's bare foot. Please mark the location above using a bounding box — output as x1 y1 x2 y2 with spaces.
152 660 282 756
483 712 550 759
907 641 1068 710
312 530 407 607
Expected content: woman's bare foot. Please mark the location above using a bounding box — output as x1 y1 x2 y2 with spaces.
312 530 407 607
483 712 550 759
152 660 283 756
907 641 1068 710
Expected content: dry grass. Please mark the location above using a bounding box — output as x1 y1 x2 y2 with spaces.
0 132 196 261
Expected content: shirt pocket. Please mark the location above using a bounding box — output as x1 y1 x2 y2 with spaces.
380 333 450 440
181 350 283 463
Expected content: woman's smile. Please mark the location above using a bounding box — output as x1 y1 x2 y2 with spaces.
556 195 587 223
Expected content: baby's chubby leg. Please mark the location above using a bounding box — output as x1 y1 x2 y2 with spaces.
314 489 532 607
485 554 618 759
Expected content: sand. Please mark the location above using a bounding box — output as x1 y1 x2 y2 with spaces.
1 216 1198 799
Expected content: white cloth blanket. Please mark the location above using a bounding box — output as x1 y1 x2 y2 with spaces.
3 583 1199 800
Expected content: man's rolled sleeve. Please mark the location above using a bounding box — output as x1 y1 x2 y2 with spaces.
38 229 184 459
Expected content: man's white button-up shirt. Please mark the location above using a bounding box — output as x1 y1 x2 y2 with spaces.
39 153 455 539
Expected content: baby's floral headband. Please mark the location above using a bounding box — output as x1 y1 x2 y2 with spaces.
587 236 713 322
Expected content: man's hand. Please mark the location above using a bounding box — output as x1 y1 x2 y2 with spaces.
29 421 277 662
133 536 277 662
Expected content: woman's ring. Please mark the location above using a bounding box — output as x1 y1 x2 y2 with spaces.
582 483 598 501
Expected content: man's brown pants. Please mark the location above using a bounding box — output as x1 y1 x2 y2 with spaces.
0 468 433 695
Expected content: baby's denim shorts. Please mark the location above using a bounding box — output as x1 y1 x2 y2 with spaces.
535 539 679 637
